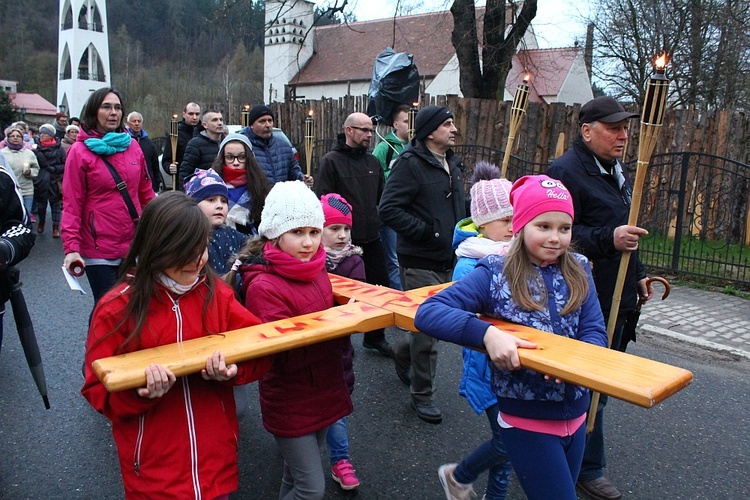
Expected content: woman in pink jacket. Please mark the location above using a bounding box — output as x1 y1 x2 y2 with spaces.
62 87 155 305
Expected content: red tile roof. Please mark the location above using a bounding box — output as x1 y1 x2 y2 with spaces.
507 47 582 99
10 93 57 115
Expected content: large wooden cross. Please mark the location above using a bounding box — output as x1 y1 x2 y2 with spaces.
92 275 692 408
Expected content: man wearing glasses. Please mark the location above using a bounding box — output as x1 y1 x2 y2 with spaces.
315 112 392 356
379 106 466 424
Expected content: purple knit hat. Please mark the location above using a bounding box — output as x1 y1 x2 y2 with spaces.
184 168 228 203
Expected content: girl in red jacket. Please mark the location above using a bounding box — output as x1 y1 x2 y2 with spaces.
82 191 271 499
225 181 353 500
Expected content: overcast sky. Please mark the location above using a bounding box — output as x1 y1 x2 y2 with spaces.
315 0 592 49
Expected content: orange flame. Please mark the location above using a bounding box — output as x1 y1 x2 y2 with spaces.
412 102 419 108
308 109 313 117
243 104 250 111
522 73 531 84
654 53 668 69
172 114 178 120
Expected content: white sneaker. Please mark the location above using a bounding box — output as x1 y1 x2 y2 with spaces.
438 463 476 500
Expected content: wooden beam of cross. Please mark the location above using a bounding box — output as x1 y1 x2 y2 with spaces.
92 275 692 408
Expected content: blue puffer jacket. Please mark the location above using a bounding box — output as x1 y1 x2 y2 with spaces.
239 127 303 186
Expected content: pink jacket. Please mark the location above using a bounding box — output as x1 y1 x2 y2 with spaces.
61 128 155 259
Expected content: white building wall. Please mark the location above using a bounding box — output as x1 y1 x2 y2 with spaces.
57 0 111 117
264 0 315 103
295 82 370 102
549 52 593 106
425 56 462 97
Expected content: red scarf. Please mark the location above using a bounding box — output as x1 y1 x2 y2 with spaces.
262 241 326 282
40 138 57 147
222 166 247 187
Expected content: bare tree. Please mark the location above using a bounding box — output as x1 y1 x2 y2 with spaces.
450 0 538 99
591 0 750 109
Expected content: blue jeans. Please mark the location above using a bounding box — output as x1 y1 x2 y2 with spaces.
453 404 511 499
85 264 119 306
499 419 586 500
379 225 402 290
22 195 33 222
326 417 349 465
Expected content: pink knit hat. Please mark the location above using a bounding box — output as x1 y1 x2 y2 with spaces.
321 193 353 228
470 178 513 227
510 175 574 234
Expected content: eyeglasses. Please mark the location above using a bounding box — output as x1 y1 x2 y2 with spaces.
349 125 375 134
224 154 247 164
7 134 22 139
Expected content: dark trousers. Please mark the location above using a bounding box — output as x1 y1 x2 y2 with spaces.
86 265 119 307
355 238 390 345
579 313 629 481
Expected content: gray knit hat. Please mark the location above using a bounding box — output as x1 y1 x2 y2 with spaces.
39 124 57 138
258 181 324 239
414 106 454 141
219 133 253 154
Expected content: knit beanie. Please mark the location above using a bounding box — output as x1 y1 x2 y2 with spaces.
184 168 228 203
39 124 57 137
219 133 253 156
258 181 324 239
414 106 453 141
248 105 274 126
65 124 79 133
509 175 574 234
321 193 353 228
470 178 513 227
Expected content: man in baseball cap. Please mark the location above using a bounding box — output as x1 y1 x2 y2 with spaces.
378 105 466 424
547 97 653 500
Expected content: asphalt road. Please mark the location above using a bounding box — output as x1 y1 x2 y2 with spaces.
1 233 749 499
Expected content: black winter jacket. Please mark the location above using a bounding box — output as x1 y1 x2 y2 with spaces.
547 135 646 316
379 139 466 271
178 132 223 188
129 131 160 192
315 134 384 244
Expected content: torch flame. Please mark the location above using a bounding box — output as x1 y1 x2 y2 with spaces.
244 104 250 111
412 102 419 108
522 73 531 84
308 109 313 117
654 53 668 69
172 114 178 120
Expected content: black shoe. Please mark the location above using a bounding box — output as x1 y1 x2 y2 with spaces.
362 337 391 356
392 351 411 386
577 477 623 500
410 400 442 424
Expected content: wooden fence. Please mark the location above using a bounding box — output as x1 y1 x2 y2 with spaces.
270 95 750 167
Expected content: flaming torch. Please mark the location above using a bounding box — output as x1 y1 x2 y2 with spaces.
407 102 419 140
587 54 669 433
169 114 178 191
241 104 250 128
304 110 314 176
501 73 531 177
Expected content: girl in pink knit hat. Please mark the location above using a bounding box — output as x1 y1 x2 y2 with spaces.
417 174 608 500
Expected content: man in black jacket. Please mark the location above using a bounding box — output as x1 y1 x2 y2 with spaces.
0 155 35 352
379 106 466 424
161 102 201 189
547 96 654 500
315 112 391 356
179 110 225 188
126 112 161 192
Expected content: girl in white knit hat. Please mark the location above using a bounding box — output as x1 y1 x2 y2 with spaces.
224 180 352 499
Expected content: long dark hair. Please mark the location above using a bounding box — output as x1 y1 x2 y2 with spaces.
211 139 270 226
98 192 214 354
79 87 125 133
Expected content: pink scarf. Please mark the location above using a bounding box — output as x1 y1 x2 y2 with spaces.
262 241 326 282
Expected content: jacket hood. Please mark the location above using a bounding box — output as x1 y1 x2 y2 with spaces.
452 217 479 249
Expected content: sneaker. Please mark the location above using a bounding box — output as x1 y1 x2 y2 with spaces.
331 459 360 490
438 463 476 500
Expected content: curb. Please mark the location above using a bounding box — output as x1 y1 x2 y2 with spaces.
641 324 750 361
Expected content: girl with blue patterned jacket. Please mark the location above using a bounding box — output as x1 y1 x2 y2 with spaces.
415 175 607 500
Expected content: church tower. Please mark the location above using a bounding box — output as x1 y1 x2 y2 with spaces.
57 0 111 117
264 0 315 103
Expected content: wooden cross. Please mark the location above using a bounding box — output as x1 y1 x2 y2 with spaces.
92 275 692 408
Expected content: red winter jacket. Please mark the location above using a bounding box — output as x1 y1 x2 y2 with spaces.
240 244 352 438
61 127 155 259
82 277 271 499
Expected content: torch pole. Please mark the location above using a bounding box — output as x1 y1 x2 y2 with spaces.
407 103 418 141
304 110 314 176
501 76 530 178
241 104 250 129
169 115 178 191
586 56 669 433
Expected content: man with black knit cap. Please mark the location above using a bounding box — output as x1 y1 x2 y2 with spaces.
240 104 313 188
548 96 654 500
379 106 466 424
